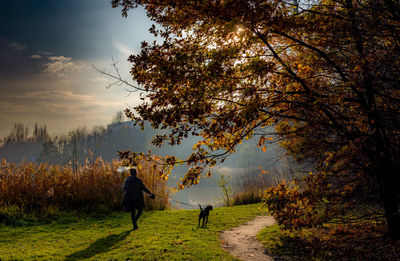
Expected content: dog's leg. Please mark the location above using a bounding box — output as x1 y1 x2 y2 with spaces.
198 216 201 227
206 214 209 225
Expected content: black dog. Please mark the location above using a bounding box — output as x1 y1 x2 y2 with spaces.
198 204 213 227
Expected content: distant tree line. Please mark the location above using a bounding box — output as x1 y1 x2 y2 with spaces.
0 112 154 165
0 114 300 189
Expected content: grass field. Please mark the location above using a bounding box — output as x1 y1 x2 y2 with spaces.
0 204 265 260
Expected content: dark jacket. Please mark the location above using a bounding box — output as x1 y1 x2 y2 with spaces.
122 175 151 211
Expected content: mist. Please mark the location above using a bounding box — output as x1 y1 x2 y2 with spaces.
0 120 304 208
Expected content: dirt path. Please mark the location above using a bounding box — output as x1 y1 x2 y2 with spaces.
221 215 276 261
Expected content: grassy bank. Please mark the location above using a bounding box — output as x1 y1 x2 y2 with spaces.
0 204 264 260
257 223 400 260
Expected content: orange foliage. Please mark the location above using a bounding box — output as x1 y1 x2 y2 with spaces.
264 170 382 231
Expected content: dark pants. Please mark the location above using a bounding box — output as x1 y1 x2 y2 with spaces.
130 207 143 229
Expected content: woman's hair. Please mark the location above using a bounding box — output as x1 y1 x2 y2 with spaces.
130 168 137 176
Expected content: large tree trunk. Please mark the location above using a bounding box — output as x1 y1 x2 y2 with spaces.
381 175 400 241
376 143 400 240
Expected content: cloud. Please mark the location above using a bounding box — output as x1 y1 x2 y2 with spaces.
30 54 42 59
0 53 141 134
42 56 85 79
38 51 53 56
211 166 251 176
0 90 122 119
0 101 21 113
112 40 134 57
8 42 27 51
0 89 125 135
30 51 53 59
48 56 72 62
91 77 109 83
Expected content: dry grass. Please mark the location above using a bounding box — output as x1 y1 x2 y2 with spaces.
232 170 294 206
135 156 170 210
0 157 169 215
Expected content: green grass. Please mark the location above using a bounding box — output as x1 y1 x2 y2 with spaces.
257 224 340 260
0 204 265 260
257 224 313 260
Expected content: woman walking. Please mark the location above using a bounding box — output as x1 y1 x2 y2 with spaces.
122 168 155 230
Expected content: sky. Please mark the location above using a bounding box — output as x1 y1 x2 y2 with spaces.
0 0 154 136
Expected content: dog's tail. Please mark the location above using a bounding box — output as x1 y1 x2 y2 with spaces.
199 204 202 211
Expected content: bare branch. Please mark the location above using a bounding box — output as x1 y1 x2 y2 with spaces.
92 57 148 92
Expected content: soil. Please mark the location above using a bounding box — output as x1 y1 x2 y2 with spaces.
221 215 276 261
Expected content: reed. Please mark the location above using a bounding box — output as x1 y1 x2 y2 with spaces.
0 157 169 214
232 169 294 206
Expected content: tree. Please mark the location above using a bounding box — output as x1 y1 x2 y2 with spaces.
33 123 50 142
4 122 29 144
112 111 126 124
218 174 232 206
112 0 400 239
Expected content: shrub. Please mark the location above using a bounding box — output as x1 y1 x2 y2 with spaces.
218 174 232 206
